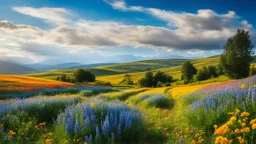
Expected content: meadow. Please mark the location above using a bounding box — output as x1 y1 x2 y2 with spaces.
1 72 256 143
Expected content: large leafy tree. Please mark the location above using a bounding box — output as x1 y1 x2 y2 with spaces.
220 29 254 79
181 61 197 84
74 69 95 82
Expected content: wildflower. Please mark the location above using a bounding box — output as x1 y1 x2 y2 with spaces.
241 122 246 127
45 139 53 144
237 136 245 143
166 133 170 136
198 139 204 144
42 134 47 138
164 128 168 131
0 124 3 127
240 112 249 117
64 140 68 143
230 116 236 122
190 140 196 144
195 133 199 138
235 109 241 114
214 124 218 129
234 129 240 133
25 127 29 131
9 130 16 136
20 132 24 136
250 119 256 125
35 125 39 129
90 102 95 108
240 84 246 89
48 132 52 136
252 124 256 129
242 127 250 133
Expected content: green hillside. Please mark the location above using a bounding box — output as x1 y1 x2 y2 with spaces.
25 58 187 80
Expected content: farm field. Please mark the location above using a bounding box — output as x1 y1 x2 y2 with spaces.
0 74 256 143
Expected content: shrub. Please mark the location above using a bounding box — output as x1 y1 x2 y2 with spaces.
138 71 154 87
74 69 95 82
157 81 163 87
197 66 210 81
120 73 134 85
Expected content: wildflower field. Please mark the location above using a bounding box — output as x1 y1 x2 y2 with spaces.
1 75 256 143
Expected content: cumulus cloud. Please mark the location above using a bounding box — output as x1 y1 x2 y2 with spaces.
0 4 254 63
12 7 73 25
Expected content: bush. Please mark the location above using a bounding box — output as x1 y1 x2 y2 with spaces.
138 71 155 87
74 69 95 82
120 73 134 85
197 66 210 81
157 81 163 87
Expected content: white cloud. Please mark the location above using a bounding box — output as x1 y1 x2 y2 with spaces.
12 7 73 25
104 0 144 12
0 4 254 63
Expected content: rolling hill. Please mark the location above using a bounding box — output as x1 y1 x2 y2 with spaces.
26 58 188 79
0 61 36 74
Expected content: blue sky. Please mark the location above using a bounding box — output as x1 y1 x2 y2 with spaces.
0 0 255 64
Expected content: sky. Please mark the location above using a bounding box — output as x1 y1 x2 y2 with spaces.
0 0 255 64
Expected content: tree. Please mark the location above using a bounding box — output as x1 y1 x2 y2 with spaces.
138 71 155 87
181 61 197 84
208 65 218 78
74 69 95 83
154 71 173 87
220 29 254 79
216 64 224 76
197 66 209 81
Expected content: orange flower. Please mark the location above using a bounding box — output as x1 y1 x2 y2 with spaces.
240 112 249 117
42 134 47 138
250 119 256 125
190 140 196 144
64 140 68 143
164 128 168 131
252 124 256 129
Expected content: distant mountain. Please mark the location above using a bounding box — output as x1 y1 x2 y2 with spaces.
63 63 118 70
27 62 82 71
0 60 36 74
26 62 118 71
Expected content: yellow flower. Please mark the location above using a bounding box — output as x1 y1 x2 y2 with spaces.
242 127 250 133
241 123 246 127
250 119 256 125
45 139 53 144
234 129 240 133
240 84 246 89
90 102 95 108
240 112 249 117
230 116 236 122
214 124 218 129
215 136 223 144
236 109 241 114
9 130 16 135
190 140 196 144
237 136 245 143
198 139 204 144
64 140 68 143
252 124 256 129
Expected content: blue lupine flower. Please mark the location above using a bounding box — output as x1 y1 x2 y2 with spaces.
111 132 115 142
75 117 80 132
65 118 74 133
